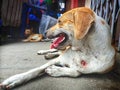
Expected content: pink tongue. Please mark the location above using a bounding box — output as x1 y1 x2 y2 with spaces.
50 34 65 49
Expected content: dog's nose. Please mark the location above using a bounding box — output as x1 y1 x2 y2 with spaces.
47 34 54 39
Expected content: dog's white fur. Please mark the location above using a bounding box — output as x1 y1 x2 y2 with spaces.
0 7 115 89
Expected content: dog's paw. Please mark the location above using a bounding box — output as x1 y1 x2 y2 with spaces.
45 65 64 77
0 73 26 89
22 39 29 42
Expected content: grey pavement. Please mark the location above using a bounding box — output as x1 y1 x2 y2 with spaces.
0 41 120 90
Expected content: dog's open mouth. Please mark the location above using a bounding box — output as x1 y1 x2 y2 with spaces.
50 33 68 49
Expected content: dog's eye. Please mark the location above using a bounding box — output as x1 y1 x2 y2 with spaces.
58 20 61 23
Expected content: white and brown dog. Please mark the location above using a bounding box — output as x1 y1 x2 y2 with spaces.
0 7 115 89
22 28 43 42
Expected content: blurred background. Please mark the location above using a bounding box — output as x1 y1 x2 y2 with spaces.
0 0 120 52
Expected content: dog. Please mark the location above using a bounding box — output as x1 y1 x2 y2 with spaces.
0 7 115 89
22 28 43 42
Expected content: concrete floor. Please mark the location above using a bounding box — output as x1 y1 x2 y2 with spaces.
0 41 120 90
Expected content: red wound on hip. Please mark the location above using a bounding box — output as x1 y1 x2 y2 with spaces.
81 60 87 66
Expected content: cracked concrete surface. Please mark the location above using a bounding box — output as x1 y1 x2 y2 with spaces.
0 42 120 90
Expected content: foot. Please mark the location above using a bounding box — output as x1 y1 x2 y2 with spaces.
0 73 26 89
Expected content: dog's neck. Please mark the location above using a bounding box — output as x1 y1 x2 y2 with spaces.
71 22 112 55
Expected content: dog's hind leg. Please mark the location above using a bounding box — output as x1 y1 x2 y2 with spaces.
0 59 60 89
45 65 81 77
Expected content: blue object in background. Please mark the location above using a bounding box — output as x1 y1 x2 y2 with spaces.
29 14 40 22
29 14 37 20
20 3 29 38
0 19 2 27
20 3 42 38
57 13 62 18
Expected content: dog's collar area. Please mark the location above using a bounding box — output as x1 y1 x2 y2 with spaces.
50 33 68 49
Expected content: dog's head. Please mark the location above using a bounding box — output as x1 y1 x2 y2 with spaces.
24 28 33 36
47 7 95 50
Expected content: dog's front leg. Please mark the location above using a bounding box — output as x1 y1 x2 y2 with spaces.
0 59 60 89
44 51 61 60
37 49 58 55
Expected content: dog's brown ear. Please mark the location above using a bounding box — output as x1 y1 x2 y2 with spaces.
74 9 95 39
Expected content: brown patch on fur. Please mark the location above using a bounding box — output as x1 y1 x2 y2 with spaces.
74 11 95 39
101 20 105 25
60 7 95 40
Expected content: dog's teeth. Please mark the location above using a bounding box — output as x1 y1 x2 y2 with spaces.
60 37 65 42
